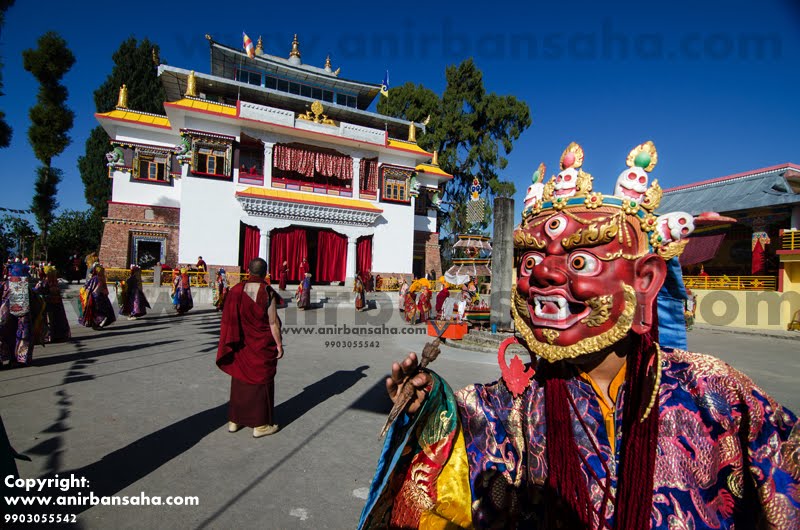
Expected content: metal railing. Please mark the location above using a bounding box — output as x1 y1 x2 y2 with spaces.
102 269 256 287
684 275 777 291
781 230 800 251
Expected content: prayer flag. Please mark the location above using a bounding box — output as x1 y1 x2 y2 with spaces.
380 70 389 97
243 32 255 59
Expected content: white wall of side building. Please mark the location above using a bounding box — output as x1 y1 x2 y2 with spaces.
111 171 182 208
372 201 414 274
178 175 242 267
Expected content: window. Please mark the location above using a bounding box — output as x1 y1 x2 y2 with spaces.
188 135 233 178
197 146 227 175
381 166 413 204
261 75 358 107
235 69 262 86
133 150 169 182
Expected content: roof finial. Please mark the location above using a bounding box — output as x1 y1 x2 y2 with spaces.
185 71 198 98
324 54 332 73
255 36 264 56
408 122 417 143
432 150 439 166
116 84 128 109
289 34 301 65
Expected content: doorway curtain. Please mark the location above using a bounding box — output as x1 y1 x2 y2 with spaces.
270 227 308 282
356 236 373 277
242 224 261 271
316 230 347 282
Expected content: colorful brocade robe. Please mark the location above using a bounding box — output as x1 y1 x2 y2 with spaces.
359 348 800 529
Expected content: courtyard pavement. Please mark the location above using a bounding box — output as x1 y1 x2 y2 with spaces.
2 294 798 528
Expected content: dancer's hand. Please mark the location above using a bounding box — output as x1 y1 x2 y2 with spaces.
386 352 431 415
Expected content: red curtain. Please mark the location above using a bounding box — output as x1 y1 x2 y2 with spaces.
273 144 353 181
751 239 766 275
357 236 373 275
274 144 315 177
316 230 347 282
270 227 308 282
242 224 261 270
359 158 378 192
316 152 353 181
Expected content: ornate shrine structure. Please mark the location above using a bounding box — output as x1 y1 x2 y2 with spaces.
96 34 451 285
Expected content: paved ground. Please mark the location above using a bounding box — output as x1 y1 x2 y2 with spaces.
2 294 798 528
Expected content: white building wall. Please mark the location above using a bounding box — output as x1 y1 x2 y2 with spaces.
183 116 240 140
373 201 414 274
111 171 182 208
179 175 242 267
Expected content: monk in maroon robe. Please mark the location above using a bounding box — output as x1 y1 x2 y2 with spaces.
216 258 284 438
435 284 449 318
278 261 288 291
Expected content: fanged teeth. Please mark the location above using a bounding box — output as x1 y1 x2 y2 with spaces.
533 295 569 321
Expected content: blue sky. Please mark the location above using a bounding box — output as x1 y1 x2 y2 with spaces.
1 0 798 224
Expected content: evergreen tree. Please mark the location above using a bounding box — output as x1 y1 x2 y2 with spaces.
0 0 15 148
22 31 75 259
378 59 531 241
77 37 165 233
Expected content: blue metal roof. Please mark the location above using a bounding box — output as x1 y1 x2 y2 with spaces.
658 165 800 216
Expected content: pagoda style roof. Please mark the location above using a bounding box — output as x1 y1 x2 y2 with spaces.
158 65 422 140
95 108 171 130
209 40 381 110
659 163 800 216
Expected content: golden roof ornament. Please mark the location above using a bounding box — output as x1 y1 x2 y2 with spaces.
116 84 128 109
255 36 264 56
185 71 197 98
432 150 440 166
324 55 332 72
408 122 417 143
332 67 341 77
288 34 301 64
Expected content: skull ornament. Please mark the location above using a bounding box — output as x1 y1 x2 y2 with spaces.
553 168 579 199
614 167 649 203
655 212 695 243
524 182 544 210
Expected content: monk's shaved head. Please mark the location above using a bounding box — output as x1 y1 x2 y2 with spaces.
249 258 268 277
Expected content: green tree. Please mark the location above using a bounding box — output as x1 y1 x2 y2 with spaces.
378 59 530 242
77 36 166 235
0 0 16 148
0 215 37 259
47 209 99 267
23 31 75 259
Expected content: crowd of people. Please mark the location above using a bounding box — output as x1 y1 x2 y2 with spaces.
0 252 206 368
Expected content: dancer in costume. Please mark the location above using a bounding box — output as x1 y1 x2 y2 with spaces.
0 261 37 365
170 268 181 309
80 264 116 329
34 265 71 342
174 267 193 315
403 288 417 324
297 273 312 310
354 275 366 312
398 278 409 313
416 285 432 323
119 265 150 320
360 142 800 529
435 282 449 319
213 269 229 312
